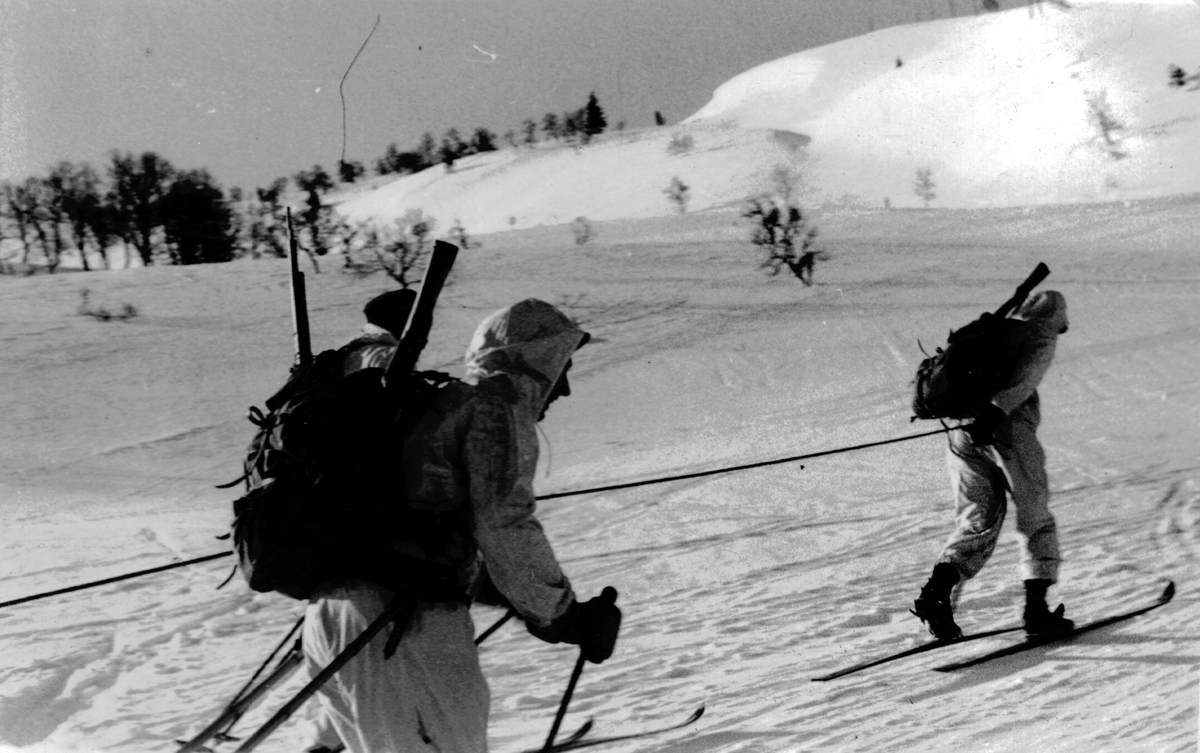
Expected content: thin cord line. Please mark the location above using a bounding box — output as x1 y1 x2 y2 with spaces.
0 551 232 610
537 427 952 500
340 16 381 167
0 428 951 610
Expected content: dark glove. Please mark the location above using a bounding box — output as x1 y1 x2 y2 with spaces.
536 587 622 664
966 404 1006 445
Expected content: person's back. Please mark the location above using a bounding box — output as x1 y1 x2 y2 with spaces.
302 298 620 753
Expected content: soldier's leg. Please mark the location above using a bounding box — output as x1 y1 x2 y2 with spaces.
997 411 1061 583
938 429 1009 580
303 580 489 753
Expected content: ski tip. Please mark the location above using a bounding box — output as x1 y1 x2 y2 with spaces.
687 706 706 724
1161 580 1176 603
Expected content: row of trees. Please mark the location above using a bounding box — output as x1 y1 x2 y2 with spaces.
0 152 358 270
373 92 609 176
0 152 242 270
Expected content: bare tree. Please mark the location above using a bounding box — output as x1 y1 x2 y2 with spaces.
914 168 937 207
107 150 175 266
1086 91 1126 159
744 198 827 285
346 210 436 287
664 176 690 213
1 178 43 266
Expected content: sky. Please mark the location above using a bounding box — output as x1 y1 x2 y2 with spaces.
1 0 1098 194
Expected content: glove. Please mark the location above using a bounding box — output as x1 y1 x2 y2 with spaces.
966 404 1006 445
564 588 622 664
534 587 622 664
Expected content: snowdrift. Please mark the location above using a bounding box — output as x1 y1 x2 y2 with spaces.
688 0 1200 208
333 0 1200 239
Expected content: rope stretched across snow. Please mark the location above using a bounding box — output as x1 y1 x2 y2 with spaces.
537 426 952 500
0 426 952 610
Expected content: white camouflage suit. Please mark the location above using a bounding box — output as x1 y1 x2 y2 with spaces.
938 291 1070 584
303 299 585 753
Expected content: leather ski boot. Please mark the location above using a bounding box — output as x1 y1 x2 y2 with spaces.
912 562 963 641
1023 579 1075 635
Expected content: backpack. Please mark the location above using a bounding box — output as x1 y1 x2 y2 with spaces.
911 312 1030 421
226 346 461 601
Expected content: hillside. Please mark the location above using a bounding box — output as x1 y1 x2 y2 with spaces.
1 195 1198 751
333 0 1200 238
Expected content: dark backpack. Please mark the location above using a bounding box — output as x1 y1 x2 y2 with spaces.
911 312 1030 421
227 346 460 600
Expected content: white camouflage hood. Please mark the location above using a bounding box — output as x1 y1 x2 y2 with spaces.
464 299 589 407
1016 290 1069 335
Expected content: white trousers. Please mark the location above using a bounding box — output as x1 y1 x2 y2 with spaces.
303 579 490 753
939 398 1062 583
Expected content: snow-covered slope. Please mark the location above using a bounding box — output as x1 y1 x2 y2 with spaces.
1 195 1198 752
688 0 1200 208
2 2 1199 751
334 0 1200 238
332 123 812 235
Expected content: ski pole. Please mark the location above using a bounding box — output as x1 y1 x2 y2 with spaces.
215 616 306 739
176 647 303 753
543 587 618 750
476 609 516 646
230 594 417 753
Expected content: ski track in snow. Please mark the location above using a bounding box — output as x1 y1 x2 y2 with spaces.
2 198 1198 752
3 2 1200 746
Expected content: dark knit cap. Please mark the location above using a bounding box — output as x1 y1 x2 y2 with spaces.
363 290 413 337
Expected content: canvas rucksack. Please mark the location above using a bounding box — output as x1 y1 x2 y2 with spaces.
910 312 1030 420
910 263 1050 422
225 346 462 601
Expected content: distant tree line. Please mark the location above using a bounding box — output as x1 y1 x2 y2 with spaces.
0 152 241 270
0 91 625 272
0 152 357 272
373 91 610 177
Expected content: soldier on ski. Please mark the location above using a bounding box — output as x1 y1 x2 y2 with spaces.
302 298 621 753
913 290 1075 641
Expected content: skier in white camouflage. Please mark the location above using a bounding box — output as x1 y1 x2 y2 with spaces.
302 298 621 753
913 290 1075 640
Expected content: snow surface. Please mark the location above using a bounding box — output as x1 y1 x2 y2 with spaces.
334 0 1200 238
2 3 1199 752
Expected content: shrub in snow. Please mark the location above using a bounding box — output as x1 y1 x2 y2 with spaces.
446 219 480 250
914 168 937 208
572 217 593 245
743 197 827 286
666 133 695 156
1086 91 1127 160
77 288 138 321
664 177 690 213
344 210 436 288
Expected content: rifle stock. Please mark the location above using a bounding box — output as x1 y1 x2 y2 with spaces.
994 262 1049 318
384 240 459 386
286 208 313 368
